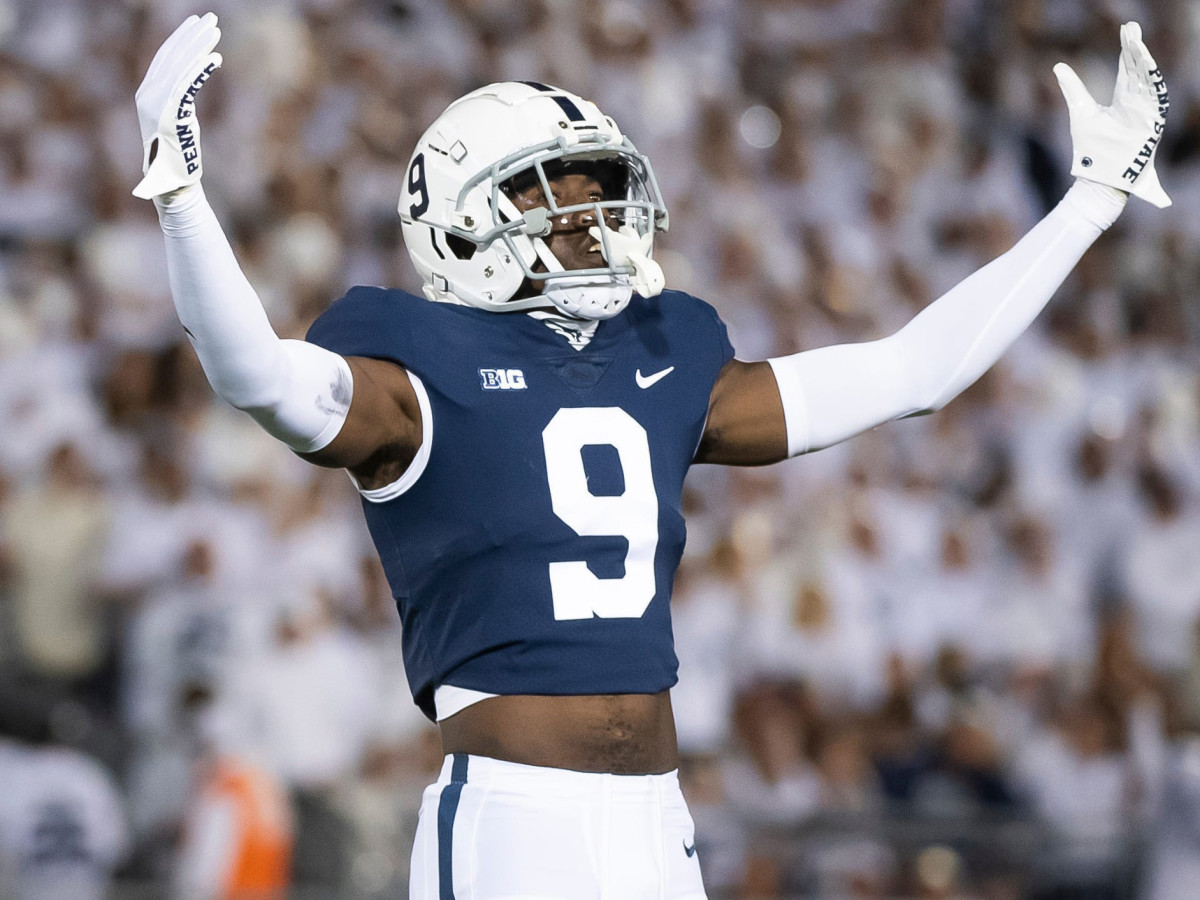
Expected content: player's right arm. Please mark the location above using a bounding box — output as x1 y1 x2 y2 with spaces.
134 14 417 488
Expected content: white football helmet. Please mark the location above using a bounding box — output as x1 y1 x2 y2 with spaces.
398 81 669 319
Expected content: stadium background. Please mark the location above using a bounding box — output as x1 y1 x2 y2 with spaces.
2 0 1200 897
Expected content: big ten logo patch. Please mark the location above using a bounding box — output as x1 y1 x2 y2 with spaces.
479 368 527 390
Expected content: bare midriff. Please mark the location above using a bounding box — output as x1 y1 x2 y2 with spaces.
438 691 678 775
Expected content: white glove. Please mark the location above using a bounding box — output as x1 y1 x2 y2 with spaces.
1054 21 1171 208
132 13 222 200
588 223 666 297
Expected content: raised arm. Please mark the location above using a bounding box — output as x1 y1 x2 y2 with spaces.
133 14 419 484
697 22 1169 466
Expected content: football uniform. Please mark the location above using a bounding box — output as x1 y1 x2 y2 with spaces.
306 286 733 721
308 287 729 899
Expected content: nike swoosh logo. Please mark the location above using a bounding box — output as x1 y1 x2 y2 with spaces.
636 366 675 389
683 839 697 858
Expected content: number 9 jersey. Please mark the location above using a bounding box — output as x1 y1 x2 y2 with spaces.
306 287 734 721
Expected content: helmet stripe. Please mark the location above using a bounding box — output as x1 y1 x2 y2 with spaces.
518 80 586 122
549 95 585 122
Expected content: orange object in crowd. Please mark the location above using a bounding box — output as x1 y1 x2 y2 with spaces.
201 757 293 900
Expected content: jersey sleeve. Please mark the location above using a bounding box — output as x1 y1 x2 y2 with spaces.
703 298 735 369
305 286 413 367
679 291 735 378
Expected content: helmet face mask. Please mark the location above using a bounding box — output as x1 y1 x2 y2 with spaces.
399 82 668 318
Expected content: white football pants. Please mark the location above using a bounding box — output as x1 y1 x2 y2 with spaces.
410 754 707 900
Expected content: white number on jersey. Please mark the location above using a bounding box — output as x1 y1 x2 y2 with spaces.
541 407 659 620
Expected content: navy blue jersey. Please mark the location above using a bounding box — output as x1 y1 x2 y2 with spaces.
306 288 734 720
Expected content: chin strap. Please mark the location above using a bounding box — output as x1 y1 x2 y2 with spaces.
530 231 564 277
542 274 633 320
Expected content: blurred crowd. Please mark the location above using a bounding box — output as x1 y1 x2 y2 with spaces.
2 0 1200 897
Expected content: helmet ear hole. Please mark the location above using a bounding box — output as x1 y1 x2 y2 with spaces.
446 234 478 261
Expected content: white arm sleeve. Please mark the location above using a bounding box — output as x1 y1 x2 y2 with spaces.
767 180 1126 456
154 185 352 453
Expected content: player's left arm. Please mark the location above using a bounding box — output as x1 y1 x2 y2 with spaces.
697 22 1169 467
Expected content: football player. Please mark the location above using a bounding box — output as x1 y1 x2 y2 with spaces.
132 14 1169 898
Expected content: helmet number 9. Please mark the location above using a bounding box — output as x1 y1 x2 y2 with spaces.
542 407 658 620
408 152 430 219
